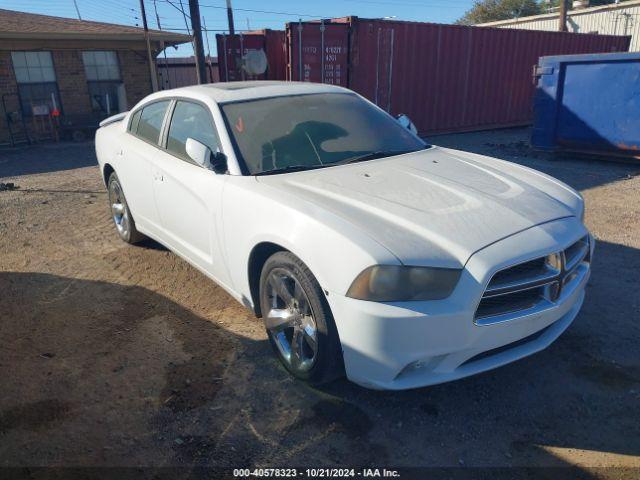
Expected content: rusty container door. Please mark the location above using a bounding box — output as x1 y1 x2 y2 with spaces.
346 19 630 135
263 29 287 80
216 33 266 82
286 21 350 86
371 26 395 112
217 30 286 82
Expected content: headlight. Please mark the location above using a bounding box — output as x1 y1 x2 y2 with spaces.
577 192 585 223
346 265 461 302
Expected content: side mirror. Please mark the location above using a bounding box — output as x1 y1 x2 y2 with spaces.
210 150 228 174
185 138 227 174
186 137 211 168
396 114 418 135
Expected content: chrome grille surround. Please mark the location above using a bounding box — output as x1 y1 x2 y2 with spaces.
475 235 591 325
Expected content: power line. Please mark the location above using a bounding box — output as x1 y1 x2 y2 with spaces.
72 0 139 23
8 2 149 28
201 5 323 17
176 0 192 33
72 0 82 19
158 26 255 31
153 0 323 18
160 0 191 19
342 0 468 7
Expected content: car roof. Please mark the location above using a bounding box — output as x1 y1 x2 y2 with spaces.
148 81 351 104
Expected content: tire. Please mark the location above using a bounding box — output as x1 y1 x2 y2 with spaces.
259 251 343 385
107 172 145 244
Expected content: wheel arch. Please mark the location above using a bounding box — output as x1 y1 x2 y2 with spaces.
247 241 289 317
102 163 115 187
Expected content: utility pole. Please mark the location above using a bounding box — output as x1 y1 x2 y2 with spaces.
139 0 159 91
153 0 170 90
188 0 208 84
72 0 82 20
177 0 196 59
226 0 235 35
558 0 568 32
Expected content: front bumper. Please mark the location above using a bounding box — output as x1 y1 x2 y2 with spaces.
327 217 593 390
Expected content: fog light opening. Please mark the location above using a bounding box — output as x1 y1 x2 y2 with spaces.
396 355 447 380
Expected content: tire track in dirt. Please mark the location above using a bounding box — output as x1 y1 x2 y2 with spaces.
2 139 639 471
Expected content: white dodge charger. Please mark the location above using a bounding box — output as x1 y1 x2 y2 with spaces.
95 81 593 390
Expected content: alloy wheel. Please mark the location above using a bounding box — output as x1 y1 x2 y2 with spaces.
264 268 318 373
108 179 130 238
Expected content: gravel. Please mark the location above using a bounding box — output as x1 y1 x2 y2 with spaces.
0 129 638 474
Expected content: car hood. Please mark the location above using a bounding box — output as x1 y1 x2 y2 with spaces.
255 146 581 268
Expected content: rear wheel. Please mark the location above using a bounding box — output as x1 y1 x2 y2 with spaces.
107 172 145 244
259 252 343 384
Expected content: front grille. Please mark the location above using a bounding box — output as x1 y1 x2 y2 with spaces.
564 236 590 271
489 256 549 287
475 287 544 319
475 235 590 325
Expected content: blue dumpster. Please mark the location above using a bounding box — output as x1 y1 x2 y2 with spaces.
532 52 640 160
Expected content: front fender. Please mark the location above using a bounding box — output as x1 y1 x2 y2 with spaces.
221 177 400 309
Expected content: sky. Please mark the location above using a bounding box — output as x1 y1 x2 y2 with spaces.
0 0 475 57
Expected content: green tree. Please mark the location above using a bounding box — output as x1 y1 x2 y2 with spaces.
456 0 541 25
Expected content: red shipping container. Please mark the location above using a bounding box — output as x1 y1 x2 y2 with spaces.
285 17 630 135
216 29 286 82
287 20 350 86
264 29 288 82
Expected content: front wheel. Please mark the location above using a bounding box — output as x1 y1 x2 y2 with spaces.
259 251 343 385
107 172 145 244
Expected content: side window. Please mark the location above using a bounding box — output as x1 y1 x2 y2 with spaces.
166 101 220 160
136 100 170 145
128 109 142 133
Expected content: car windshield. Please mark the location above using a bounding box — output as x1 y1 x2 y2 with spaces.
220 92 429 175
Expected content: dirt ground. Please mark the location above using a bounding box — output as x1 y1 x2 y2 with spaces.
1 129 639 475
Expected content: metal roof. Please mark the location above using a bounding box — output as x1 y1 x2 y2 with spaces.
478 0 640 26
0 8 191 45
477 1 640 51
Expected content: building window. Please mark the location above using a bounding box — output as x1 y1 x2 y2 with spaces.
82 51 126 115
11 51 61 117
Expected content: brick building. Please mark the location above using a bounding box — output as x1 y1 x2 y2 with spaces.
0 9 190 145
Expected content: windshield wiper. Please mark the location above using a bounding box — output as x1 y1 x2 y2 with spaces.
337 149 421 165
254 164 327 176
254 147 428 175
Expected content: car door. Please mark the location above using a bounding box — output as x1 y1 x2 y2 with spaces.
151 99 232 288
118 100 172 236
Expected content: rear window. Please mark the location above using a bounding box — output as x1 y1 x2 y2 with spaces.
136 100 171 145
